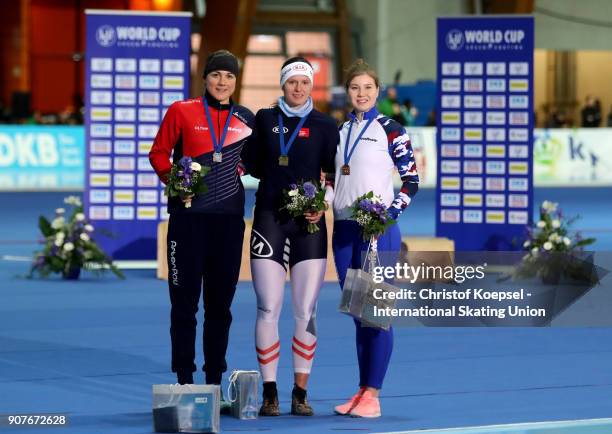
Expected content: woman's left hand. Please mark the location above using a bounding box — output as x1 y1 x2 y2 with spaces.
304 210 325 224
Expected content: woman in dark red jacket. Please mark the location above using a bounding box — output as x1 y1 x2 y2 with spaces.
149 50 254 392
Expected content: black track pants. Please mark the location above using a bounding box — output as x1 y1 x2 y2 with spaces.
167 212 245 384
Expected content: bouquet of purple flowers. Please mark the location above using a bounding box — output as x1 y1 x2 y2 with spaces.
350 191 394 241
164 157 210 208
280 180 327 233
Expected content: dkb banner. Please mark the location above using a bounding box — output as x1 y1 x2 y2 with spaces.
84 10 191 259
436 17 534 250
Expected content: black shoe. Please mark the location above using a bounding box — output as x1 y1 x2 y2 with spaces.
259 382 280 417
291 385 314 416
177 372 193 385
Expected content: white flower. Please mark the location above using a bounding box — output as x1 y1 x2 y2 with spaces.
51 217 65 229
63 242 74 251
536 220 546 228
543 241 553 250
80 233 90 242
64 196 82 206
371 195 382 204
541 200 558 213
552 219 560 228
54 239 63 247
531 247 539 256
523 240 531 248
190 162 202 171
55 208 65 214
563 237 571 246
288 189 298 197
548 233 560 243
56 231 65 239
84 224 94 232
75 213 85 222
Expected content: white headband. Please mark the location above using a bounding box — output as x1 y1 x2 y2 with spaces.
280 61 314 87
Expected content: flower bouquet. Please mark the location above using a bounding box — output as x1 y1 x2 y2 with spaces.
515 200 596 284
280 180 326 233
164 157 210 208
29 196 124 279
350 192 394 241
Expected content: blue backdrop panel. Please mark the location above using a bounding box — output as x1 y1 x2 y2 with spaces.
84 10 191 259
436 17 534 250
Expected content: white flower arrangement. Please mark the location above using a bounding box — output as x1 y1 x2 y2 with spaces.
516 200 596 284
30 197 124 279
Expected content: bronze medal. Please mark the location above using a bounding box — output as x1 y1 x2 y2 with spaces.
341 164 351 175
278 155 289 166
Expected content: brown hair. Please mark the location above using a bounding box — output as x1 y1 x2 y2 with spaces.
344 59 380 90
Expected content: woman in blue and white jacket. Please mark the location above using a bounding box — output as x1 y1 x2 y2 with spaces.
331 59 419 418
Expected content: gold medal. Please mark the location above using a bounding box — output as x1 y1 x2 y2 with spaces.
279 155 289 166
341 164 350 175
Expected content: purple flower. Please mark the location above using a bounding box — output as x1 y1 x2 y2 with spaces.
373 203 385 214
303 182 316 199
179 156 192 168
290 183 298 190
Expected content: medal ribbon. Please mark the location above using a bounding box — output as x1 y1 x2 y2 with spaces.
278 113 308 159
203 97 234 155
343 117 374 168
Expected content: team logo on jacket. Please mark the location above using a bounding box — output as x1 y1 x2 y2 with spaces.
272 126 289 134
250 229 273 258
298 128 309 138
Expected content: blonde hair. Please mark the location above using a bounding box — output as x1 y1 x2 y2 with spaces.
344 59 380 90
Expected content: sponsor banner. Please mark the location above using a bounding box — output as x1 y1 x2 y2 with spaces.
534 128 612 186
437 16 534 250
7 126 610 193
0 126 84 190
85 10 191 259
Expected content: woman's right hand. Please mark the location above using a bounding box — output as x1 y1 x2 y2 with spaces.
180 194 194 206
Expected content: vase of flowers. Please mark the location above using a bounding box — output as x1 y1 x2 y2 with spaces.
29 196 124 280
515 200 595 284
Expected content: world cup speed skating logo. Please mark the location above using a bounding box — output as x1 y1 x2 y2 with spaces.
96 25 116 47
445 29 464 51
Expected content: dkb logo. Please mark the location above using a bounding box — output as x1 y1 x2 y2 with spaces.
96 25 116 47
445 29 464 51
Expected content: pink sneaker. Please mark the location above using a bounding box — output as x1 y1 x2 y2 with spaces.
349 390 381 418
334 387 366 415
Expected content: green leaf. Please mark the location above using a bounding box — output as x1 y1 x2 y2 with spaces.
39 216 54 237
575 238 596 247
110 264 125 279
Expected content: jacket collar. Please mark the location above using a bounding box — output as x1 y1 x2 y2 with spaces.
348 106 379 122
204 91 233 111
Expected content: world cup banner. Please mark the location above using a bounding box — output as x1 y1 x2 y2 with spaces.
84 10 191 259
436 17 534 251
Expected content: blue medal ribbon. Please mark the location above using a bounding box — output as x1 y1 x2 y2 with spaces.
278 113 308 161
203 97 234 157
343 117 375 168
